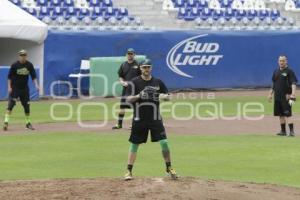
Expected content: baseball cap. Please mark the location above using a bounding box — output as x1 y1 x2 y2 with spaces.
127 48 135 54
140 59 152 67
18 49 27 56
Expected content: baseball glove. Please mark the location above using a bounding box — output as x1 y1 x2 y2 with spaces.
139 86 159 101
288 96 296 106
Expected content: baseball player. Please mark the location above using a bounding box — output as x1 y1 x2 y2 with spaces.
112 48 141 130
268 55 298 137
3 50 39 131
123 59 178 180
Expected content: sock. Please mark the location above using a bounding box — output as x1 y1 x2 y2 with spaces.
118 114 125 126
25 115 31 124
4 114 9 123
166 162 171 171
289 123 294 133
281 123 286 133
127 164 133 173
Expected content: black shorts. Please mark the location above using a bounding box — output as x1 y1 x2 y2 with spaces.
10 88 29 104
274 100 292 117
7 88 30 111
129 120 167 144
120 88 131 109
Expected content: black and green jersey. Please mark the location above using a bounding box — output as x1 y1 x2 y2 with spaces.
8 61 37 90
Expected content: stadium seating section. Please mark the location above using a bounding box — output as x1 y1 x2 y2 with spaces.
9 0 300 30
10 0 144 30
171 0 299 30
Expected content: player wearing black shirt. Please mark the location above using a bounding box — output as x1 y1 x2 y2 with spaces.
268 55 298 137
3 50 39 131
112 48 141 130
123 59 178 181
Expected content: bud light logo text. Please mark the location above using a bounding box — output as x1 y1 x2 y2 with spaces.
166 34 223 78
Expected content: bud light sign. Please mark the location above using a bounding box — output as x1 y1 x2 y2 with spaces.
166 34 223 78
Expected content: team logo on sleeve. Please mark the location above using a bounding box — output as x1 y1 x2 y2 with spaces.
166 34 223 78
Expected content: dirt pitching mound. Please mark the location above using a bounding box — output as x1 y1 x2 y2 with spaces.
1 178 300 200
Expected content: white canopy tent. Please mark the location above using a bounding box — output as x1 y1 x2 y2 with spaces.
0 0 48 95
0 0 47 43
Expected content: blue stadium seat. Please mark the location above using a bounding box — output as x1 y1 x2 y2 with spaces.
104 7 117 20
89 0 101 7
50 0 62 7
119 7 128 16
52 7 64 20
174 0 185 8
116 8 128 20
198 0 208 8
62 0 74 7
247 9 257 21
224 8 235 21
27 7 38 17
212 9 224 21
184 9 197 21
236 9 246 21
270 9 280 20
177 7 188 19
65 7 77 20
191 7 200 17
221 0 231 8
91 7 103 20
39 6 51 18
102 0 113 7
78 8 90 20
10 0 21 6
258 9 269 20
200 8 212 21
187 0 197 8
36 0 48 6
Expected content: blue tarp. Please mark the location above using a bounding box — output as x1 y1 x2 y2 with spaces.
44 30 300 96
0 66 39 100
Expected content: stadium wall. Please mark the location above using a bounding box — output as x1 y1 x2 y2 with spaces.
0 38 44 96
44 30 300 96
0 67 40 100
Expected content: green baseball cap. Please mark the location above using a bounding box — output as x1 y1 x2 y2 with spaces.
18 49 27 56
140 59 152 67
127 48 135 54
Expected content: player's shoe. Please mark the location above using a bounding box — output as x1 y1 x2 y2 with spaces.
167 168 178 180
112 124 122 130
124 170 133 181
289 132 295 137
3 122 8 131
276 131 287 136
26 123 35 130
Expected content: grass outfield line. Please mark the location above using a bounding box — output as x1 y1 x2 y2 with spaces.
1 96 299 124
0 132 299 188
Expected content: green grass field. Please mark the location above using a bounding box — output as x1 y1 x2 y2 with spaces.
1 95 297 123
0 95 300 188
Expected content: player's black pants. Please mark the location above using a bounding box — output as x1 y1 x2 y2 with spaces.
274 100 292 117
120 87 131 109
7 88 30 114
129 119 167 144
